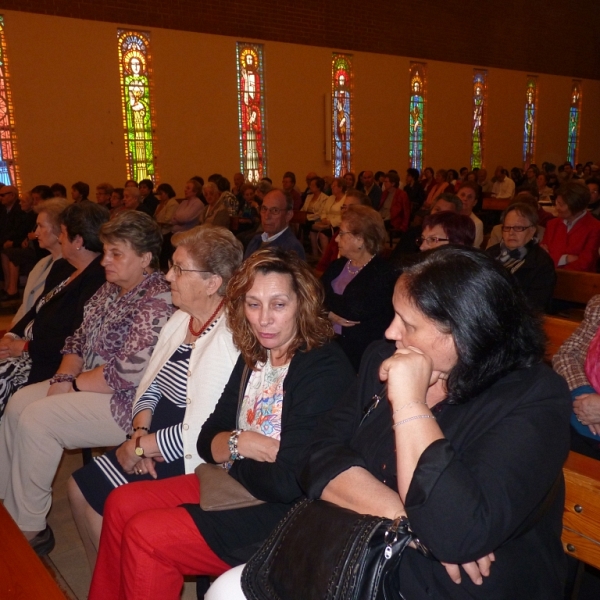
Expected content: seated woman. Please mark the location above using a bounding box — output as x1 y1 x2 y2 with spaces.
200 182 231 229
0 211 174 555
418 211 475 251
321 205 396 371
554 295 600 459
300 176 328 255
11 198 68 325
301 246 571 599
88 248 355 600
379 171 411 233
486 202 556 312
541 181 600 272
154 182 179 269
109 187 127 220
171 180 205 233
0 202 108 420
311 176 346 255
68 226 243 568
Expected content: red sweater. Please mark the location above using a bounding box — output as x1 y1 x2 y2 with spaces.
380 188 411 232
541 211 600 272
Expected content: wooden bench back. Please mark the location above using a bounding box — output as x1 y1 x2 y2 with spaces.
562 452 600 569
542 316 579 362
554 270 600 305
482 197 511 212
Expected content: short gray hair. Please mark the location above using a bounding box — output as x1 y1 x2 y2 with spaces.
175 226 243 296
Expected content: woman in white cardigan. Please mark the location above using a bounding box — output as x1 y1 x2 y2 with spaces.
67 226 243 569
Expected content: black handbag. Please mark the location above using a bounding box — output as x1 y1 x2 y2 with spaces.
241 498 422 600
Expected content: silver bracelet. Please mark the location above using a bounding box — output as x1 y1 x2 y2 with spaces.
228 429 245 461
392 414 436 428
392 401 427 415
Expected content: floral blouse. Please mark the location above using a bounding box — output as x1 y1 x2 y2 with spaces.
62 270 174 430
239 353 289 440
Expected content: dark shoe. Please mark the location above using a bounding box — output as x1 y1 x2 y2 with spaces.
4 292 19 301
29 525 55 556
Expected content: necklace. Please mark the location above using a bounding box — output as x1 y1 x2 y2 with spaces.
188 297 226 337
346 253 375 275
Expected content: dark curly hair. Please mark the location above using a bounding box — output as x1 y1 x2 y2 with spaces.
226 248 333 368
400 245 545 404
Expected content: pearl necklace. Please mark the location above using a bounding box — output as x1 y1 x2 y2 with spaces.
188 297 226 337
345 253 375 275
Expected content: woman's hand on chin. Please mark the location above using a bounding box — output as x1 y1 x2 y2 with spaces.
237 431 280 463
379 346 434 404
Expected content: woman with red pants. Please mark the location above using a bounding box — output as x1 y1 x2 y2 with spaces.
89 248 355 600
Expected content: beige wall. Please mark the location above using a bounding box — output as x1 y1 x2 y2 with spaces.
3 9 600 194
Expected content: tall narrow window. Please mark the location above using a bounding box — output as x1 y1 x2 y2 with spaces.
471 70 487 170
236 43 267 183
567 80 582 165
409 63 426 172
0 16 20 188
117 29 157 182
523 76 538 165
332 53 353 177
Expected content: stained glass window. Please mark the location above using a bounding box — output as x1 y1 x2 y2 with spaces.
471 70 487 170
523 76 538 165
567 80 582 165
0 16 20 188
332 54 353 177
236 43 267 184
409 63 426 172
117 29 156 182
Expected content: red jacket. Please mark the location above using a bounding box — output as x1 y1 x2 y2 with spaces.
541 211 600 272
380 188 411 232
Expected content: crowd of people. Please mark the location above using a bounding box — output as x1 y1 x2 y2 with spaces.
0 157 598 598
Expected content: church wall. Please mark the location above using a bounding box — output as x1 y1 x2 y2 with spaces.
3 10 599 193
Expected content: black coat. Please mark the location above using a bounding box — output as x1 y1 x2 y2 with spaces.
302 340 571 600
486 242 556 312
321 255 397 371
10 255 106 383
184 342 355 566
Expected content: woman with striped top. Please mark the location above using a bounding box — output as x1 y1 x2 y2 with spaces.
68 226 243 570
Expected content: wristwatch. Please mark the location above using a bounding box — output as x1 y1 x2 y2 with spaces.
228 429 245 462
135 439 145 457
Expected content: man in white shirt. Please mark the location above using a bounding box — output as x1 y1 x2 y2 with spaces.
457 183 484 248
491 166 515 199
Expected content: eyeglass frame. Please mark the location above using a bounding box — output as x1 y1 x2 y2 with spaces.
168 261 213 277
417 235 450 246
501 225 534 233
337 229 354 237
259 205 288 216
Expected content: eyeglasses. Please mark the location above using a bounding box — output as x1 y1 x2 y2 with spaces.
168 261 213 277
337 229 354 237
501 225 533 233
417 236 449 245
260 206 285 216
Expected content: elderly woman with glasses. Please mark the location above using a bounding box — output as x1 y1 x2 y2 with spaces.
486 202 556 312
321 205 396 371
67 227 243 569
0 211 173 556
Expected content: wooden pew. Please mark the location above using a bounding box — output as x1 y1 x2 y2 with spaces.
543 315 579 362
562 452 600 569
554 270 600 306
482 197 511 212
0 503 67 599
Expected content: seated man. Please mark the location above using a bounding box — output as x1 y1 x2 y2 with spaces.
457 182 484 248
491 166 515 199
244 190 305 260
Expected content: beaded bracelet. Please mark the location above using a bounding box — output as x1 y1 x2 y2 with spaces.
228 429 245 461
392 414 436 428
391 401 427 416
126 426 150 440
49 373 76 385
